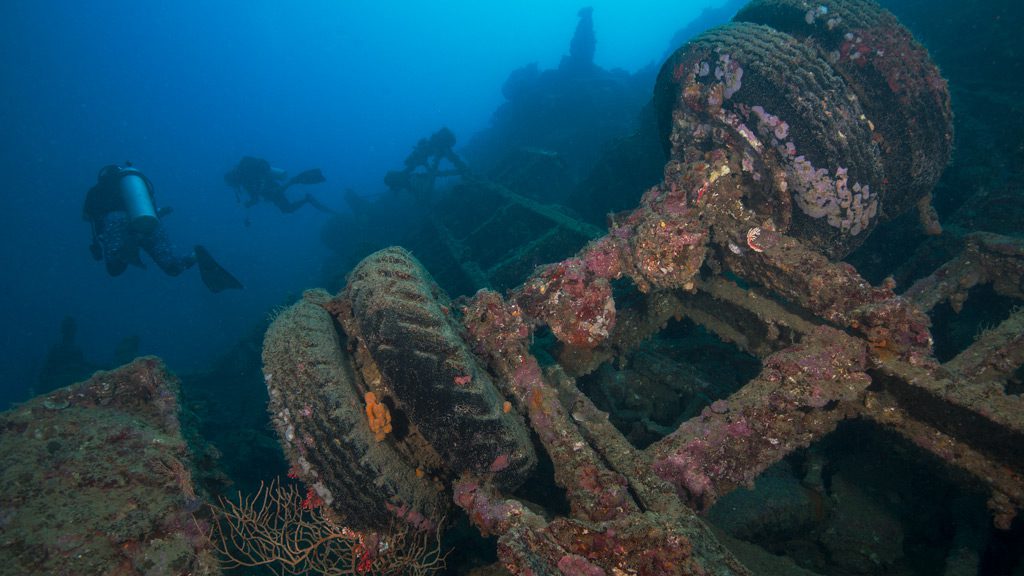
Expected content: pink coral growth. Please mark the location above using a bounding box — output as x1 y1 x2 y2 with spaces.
461 290 531 356
516 258 616 349
725 418 752 437
583 237 624 279
489 454 510 473
557 554 607 576
512 359 543 395
717 53 743 98
384 501 435 532
750 105 789 140
453 480 521 537
651 440 715 506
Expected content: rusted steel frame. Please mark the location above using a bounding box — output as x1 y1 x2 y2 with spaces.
545 365 690 516
500 152 929 372
557 269 826 379
463 201 515 242
868 359 1024 466
689 232 1024 443
673 273 1024 523
427 216 492 290
478 178 606 240
694 277 1024 445
484 226 562 278
558 271 815 378
460 290 751 574
645 326 871 511
713 223 933 361
462 291 639 523
498 157 721 352
454 479 751 575
557 289 687 377
688 275 1023 430
858 390 1024 530
903 231 1024 313
678 276 819 358
457 215 1022 563
678 273 1024 516
691 273 1024 445
944 307 1024 389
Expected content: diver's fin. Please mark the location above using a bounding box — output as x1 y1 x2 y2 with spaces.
304 193 338 215
286 168 326 187
194 245 243 293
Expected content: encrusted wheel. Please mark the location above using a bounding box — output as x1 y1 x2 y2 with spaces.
735 0 953 220
656 21 885 258
264 248 537 530
263 290 448 531
341 247 537 491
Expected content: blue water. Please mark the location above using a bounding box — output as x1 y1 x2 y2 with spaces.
0 1 716 408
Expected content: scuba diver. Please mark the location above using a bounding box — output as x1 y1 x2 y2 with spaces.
83 163 243 293
224 156 334 219
384 127 469 202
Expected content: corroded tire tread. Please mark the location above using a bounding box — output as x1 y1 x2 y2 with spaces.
345 248 536 490
658 21 883 257
263 290 448 530
735 0 953 219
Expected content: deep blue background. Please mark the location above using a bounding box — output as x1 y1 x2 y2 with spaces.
0 1 714 407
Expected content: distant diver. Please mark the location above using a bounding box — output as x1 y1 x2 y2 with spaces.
83 163 243 293
384 127 469 201
224 156 334 216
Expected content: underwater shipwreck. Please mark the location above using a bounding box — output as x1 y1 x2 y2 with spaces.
3 0 1023 574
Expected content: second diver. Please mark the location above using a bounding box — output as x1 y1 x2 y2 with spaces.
224 156 334 218
84 163 243 293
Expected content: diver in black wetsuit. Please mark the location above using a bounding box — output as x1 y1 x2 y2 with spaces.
83 163 242 292
384 127 469 202
224 156 333 215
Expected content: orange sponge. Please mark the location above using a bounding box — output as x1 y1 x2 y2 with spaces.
364 391 392 441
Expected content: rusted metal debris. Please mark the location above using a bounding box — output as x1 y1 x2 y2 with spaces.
443 0 1023 571
452 219 1024 573
267 0 1023 572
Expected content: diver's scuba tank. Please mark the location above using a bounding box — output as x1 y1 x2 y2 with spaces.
112 166 158 233
269 166 288 181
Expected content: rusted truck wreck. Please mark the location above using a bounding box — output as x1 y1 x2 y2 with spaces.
263 1 1023 573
